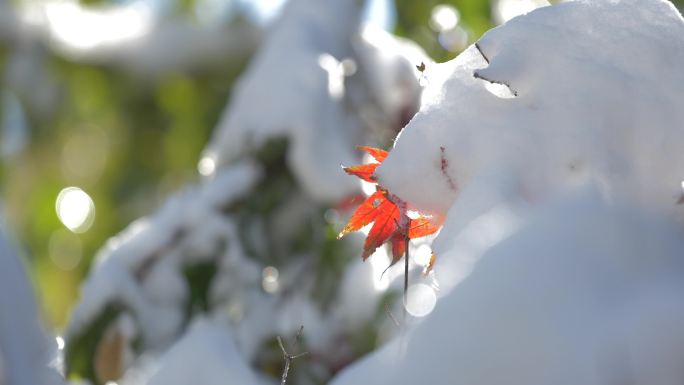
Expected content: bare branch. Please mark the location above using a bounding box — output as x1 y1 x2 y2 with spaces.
473 71 519 97
277 326 309 385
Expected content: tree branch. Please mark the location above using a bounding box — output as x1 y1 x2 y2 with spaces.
473 71 519 97
277 326 308 385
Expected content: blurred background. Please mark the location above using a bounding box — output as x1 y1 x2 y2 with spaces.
0 0 682 334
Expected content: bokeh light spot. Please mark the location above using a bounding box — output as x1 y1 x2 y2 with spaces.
430 4 460 32
55 187 95 233
55 336 65 350
262 266 280 294
48 229 82 271
198 156 216 176
405 283 437 317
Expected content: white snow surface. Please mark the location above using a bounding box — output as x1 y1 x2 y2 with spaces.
333 1 684 384
377 0 684 217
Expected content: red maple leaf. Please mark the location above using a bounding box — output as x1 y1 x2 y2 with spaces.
339 147 440 267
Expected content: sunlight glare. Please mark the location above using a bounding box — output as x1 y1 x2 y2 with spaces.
44 0 151 51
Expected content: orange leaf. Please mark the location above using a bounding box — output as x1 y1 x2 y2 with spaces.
408 218 440 239
357 146 388 162
337 190 386 239
340 145 442 269
390 232 407 266
343 163 379 183
423 254 436 276
362 199 400 260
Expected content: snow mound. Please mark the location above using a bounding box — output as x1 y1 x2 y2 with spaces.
377 0 684 216
332 188 684 385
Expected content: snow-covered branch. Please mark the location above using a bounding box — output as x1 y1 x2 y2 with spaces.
1 0 261 74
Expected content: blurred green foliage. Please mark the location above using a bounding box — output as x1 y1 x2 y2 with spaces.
1 39 247 327
395 0 492 61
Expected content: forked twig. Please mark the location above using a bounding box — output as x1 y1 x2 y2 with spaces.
277 326 308 385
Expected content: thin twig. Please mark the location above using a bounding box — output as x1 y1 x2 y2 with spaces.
385 303 401 328
277 326 309 385
474 42 490 64
439 146 458 192
473 71 519 97
403 232 410 323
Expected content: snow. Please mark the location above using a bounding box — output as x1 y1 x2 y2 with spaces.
333 1 684 384
3 0 262 75
202 0 364 203
63 2 426 381
66 161 262 350
0 212 65 385
146 317 268 385
58 0 684 383
377 0 684 217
